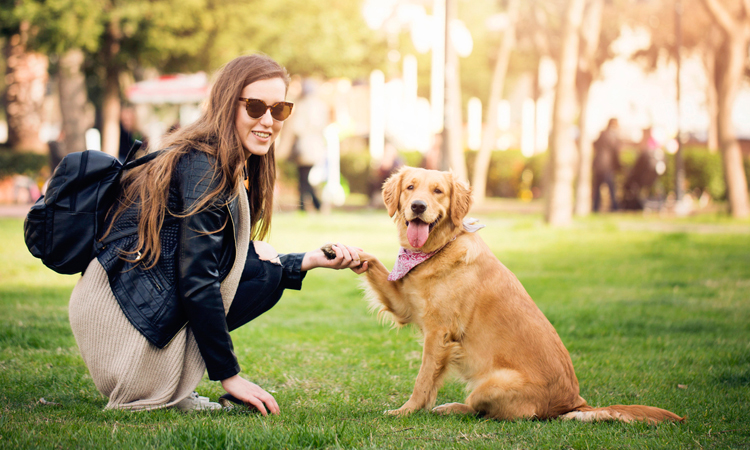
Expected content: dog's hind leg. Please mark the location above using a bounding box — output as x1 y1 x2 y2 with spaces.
461 370 540 421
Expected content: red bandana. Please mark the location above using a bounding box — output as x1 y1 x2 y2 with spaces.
387 218 484 281
388 247 436 281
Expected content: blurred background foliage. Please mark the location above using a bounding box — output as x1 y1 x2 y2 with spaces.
1 0 749 215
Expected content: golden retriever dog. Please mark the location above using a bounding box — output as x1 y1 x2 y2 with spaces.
355 166 683 424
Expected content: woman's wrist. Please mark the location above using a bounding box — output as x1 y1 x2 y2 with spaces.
300 250 322 271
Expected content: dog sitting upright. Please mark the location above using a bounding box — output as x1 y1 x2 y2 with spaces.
356 166 682 424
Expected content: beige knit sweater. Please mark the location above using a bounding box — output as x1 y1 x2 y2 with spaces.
69 182 250 410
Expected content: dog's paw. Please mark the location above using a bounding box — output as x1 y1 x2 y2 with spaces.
432 402 476 416
384 407 414 417
320 244 336 260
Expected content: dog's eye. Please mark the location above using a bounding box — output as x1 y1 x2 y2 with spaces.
434 188 443 194
406 185 414 190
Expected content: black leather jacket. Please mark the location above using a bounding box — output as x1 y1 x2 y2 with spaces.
97 149 306 381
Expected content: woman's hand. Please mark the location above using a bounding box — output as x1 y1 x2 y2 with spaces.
301 243 368 274
221 374 279 416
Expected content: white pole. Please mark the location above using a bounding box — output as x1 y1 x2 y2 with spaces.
467 97 482 151
85 128 102 151
430 0 446 133
521 99 535 157
403 55 418 108
369 69 385 161
322 123 346 206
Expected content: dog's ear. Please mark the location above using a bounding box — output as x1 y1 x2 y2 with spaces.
382 167 405 217
450 173 472 228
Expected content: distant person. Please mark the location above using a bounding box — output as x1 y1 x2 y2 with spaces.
290 79 328 212
118 107 144 162
368 139 404 207
622 127 665 210
421 133 441 171
47 130 65 173
592 118 622 212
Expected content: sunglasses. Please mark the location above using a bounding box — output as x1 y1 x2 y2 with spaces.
238 97 294 121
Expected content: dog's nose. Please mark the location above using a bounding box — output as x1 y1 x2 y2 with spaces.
411 200 427 214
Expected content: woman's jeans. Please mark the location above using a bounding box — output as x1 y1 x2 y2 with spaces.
225 244 285 331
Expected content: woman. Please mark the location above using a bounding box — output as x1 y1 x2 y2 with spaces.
68 54 366 414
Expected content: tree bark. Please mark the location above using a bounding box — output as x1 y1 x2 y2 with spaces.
545 0 586 226
3 21 49 153
701 49 719 152
100 21 122 157
700 0 750 218
58 49 90 156
445 0 467 182
574 76 593 216
471 0 520 204
714 35 750 217
574 0 603 217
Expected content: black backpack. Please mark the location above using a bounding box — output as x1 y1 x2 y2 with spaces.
23 141 163 274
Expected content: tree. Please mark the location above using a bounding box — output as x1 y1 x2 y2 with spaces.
699 0 750 218
26 0 102 156
1 20 47 153
472 0 520 205
240 0 386 79
444 0 468 182
545 0 586 226
574 0 618 216
4 0 387 158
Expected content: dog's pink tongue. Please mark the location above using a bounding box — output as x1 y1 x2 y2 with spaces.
407 220 430 248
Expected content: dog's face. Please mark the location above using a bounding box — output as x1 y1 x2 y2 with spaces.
382 166 472 252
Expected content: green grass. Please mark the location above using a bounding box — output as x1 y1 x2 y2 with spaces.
1 208 749 449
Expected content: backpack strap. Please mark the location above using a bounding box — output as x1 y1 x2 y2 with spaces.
122 139 144 165
121 139 170 170
123 149 165 171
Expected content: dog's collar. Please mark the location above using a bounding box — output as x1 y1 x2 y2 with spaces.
388 218 484 281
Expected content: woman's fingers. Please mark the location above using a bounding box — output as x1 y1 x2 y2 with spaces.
222 375 280 415
247 386 279 415
352 260 368 274
245 396 269 416
331 243 363 269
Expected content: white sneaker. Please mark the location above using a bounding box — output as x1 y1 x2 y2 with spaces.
175 392 222 411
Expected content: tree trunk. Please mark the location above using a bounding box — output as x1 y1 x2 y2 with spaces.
444 0 467 182
702 49 719 152
545 0 586 226
471 0 520 204
100 22 122 158
714 35 750 218
3 21 48 153
574 76 594 216
699 0 750 217
58 49 89 155
573 0 603 217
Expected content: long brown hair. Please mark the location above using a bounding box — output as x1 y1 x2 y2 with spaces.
104 54 290 268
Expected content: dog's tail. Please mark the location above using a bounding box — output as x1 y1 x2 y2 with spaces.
560 404 685 425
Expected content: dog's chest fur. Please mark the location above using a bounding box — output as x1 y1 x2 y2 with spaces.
391 236 480 334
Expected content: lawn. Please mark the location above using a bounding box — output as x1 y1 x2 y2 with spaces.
0 207 749 449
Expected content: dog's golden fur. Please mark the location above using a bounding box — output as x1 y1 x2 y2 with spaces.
357 166 683 424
